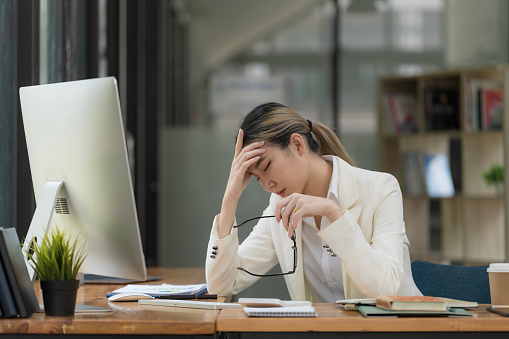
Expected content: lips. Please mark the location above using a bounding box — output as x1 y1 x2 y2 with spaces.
276 189 286 197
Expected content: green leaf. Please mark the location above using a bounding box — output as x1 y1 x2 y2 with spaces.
483 164 504 186
21 225 89 281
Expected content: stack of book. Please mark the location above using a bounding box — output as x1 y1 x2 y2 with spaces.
402 151 455 198
424 88 460 131
385 92 418 135
352 296 475 318
464 79 503 131
0 227 40 318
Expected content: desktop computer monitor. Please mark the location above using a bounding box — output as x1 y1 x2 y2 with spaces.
19 77 147 282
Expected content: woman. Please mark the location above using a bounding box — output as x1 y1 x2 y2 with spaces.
206 102 422 302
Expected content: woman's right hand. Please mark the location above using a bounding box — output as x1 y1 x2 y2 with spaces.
218 130 265 239
223 129 265 203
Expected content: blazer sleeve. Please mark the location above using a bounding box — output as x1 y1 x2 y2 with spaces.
205 203 279 297
318 173 406 297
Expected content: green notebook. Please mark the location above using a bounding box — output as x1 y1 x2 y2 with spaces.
357 305 474 318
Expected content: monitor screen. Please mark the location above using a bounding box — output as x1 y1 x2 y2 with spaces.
19 77 147 281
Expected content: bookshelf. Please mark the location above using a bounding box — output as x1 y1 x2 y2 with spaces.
378 65 509 265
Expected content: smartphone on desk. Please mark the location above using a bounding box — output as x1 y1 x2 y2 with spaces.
488 306 509 317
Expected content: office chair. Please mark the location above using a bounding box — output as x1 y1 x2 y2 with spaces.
411 260 491 304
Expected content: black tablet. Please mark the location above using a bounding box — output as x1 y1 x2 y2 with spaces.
488 306 509 317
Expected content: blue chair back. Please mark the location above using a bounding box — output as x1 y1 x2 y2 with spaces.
411 260 491 304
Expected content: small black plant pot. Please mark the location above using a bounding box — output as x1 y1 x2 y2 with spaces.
40 280 80 316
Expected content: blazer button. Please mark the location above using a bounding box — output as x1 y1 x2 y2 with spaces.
212 251 217 255
210 255 216 259
212 245 218 250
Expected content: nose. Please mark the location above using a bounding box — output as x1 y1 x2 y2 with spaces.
260 177 275 192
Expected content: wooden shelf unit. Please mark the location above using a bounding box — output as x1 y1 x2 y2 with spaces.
378 65 509 264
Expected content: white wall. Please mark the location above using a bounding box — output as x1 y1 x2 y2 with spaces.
445 0 508 67
185 0 325 123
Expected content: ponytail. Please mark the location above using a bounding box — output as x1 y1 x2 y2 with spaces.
310 121 356 166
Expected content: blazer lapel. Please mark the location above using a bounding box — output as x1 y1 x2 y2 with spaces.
348 203 365 223
335 156 361 212
334 157 369 298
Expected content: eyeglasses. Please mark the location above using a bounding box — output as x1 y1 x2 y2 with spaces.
234 215 297 277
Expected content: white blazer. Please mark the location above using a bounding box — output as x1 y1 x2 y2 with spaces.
206 156 422 300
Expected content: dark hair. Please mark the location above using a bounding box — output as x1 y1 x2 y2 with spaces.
240 102 355 166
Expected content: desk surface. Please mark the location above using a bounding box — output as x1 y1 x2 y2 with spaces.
0 267 219 336
217 304 509 333
3 268 509 335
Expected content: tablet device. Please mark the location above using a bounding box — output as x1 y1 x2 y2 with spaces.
488 306 509 317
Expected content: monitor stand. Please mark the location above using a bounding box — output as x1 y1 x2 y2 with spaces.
23 180 151 284
22 180 65 281
82 273 163 284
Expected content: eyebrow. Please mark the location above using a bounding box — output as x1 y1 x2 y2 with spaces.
254 156 266 170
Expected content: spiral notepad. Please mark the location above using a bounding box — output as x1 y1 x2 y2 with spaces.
243 306 317 317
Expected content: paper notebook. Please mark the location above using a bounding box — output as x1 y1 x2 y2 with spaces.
243 306 317 317
108 283 207 297
238 298 311 308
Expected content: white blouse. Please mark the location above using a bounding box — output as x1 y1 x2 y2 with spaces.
302 156 344 303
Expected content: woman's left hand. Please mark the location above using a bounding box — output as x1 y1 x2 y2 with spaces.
275 193 344 238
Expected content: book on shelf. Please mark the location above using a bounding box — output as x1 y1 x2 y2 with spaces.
424 88 460 131
482 86 503 130
402 151 426 195
465 78 503 131
449 138 462 194
0 228 40 318
423 153 455 198
243 306 317 317
376 295 447 311
385 92 418 135
402 151 457 198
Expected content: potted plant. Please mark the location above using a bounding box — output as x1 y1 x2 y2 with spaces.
24 226 88 316
483 164 504 194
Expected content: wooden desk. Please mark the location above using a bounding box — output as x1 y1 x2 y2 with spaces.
5 269 509 338
217 303 509 339
0 267 220 337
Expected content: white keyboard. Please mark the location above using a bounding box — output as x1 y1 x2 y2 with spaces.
138 299 242 310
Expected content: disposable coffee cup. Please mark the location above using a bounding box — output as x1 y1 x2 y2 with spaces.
487 263 509 306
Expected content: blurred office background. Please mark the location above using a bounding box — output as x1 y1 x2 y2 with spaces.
1 0 508 299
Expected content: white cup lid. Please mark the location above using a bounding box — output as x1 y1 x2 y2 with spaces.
487 263 509 272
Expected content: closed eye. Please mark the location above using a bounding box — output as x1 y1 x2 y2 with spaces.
255 161 270 181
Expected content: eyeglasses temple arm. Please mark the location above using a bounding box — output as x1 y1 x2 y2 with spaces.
233 215 276 228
